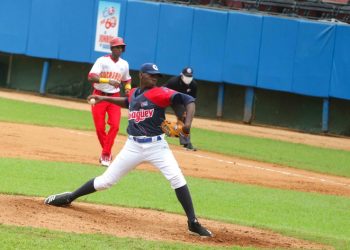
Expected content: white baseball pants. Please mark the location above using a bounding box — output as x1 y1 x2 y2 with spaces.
94 136 187 190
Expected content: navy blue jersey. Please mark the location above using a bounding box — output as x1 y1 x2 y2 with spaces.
127 87 180 136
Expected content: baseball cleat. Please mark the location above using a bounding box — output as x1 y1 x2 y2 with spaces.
188 219 213 237
99 154 112 167
184 143 197 151
44 192 72 207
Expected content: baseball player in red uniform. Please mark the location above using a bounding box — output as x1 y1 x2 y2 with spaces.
88 37 132 167
45 63 213 238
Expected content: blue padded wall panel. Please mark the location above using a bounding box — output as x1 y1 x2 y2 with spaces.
329 24 350 100
292 21 335 97
155 4 193 76
190 9 227 82
0 0 32 54
257 16 298 92
123 0 160 71
223 12 262 86
59 0 95 63
116 0 128 40
26 0 61 58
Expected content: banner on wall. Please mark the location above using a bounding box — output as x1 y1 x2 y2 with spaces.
94 1 121 53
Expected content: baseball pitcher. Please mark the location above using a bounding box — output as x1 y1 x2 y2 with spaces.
45 63 212 238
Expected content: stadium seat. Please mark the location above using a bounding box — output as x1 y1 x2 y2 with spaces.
258 0 297 15
296 0 337 18
335 4 350 21
223 0 243 9
155 0 350 24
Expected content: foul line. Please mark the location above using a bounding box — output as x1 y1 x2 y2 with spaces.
68 130 94 136
175 150 350 189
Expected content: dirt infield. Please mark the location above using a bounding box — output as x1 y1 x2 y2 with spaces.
1 89 348 248
0 194 330 249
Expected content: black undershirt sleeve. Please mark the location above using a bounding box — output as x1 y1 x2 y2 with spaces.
124 98 129 107
171 93 195 106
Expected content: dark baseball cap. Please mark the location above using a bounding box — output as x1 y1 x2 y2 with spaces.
140 63 162 76
182 67 193 77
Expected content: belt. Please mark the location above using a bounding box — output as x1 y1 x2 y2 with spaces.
101 92 115 96
93 90 118 96
99 92 116 96
129 135 162 143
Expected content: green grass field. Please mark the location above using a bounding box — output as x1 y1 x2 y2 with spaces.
0 96 349 249
1 97 350 177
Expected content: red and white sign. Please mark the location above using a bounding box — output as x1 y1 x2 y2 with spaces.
95 1 121 53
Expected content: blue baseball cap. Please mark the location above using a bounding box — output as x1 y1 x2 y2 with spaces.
140 63 162 76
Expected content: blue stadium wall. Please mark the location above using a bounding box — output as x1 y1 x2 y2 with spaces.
0 0 350 135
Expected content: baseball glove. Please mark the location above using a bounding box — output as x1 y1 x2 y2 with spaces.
161 120 189 137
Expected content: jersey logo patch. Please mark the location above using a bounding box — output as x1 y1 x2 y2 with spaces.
141 101 148 107
128 109 154 123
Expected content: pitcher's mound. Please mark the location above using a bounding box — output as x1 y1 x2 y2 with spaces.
0 195 330 249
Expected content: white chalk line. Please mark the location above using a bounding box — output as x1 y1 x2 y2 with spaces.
175 149 350 189
68 130 350 189
68 130 94 136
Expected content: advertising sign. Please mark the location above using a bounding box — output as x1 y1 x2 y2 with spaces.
94 1 121 52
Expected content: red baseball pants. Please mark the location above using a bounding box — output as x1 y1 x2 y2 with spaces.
91 91 121 157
